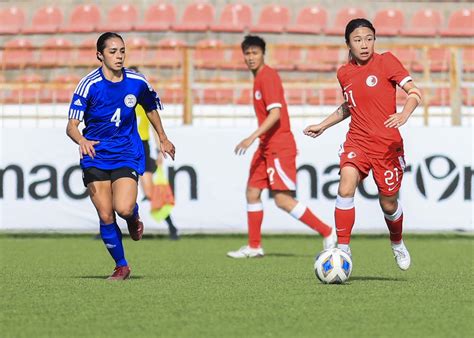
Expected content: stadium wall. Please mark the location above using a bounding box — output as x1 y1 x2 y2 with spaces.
1 123 472 233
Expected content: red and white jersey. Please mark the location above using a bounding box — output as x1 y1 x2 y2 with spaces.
253 65 295 151
337 52 412 159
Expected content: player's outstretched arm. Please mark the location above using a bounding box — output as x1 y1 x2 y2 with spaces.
66 119 99 159
235 107 281 155
384 81 422 129
304 102 351 138
146 109 175 160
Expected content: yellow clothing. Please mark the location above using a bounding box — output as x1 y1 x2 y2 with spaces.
136 104 150 141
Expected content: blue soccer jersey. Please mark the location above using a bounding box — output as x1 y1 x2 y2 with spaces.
68 67 163 175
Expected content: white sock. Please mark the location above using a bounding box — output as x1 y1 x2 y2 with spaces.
338 244 350 253
391 240 405 248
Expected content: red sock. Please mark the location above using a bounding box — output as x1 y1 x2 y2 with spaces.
290 203 332 237
247 203 264 248
335 207 355 244
385 204 403 243
385 214 403 243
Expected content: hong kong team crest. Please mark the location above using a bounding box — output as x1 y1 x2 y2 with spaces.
124 94 137 107
366 75 378 87
255 90 262 100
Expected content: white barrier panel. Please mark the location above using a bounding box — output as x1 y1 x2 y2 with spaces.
1 126 473 232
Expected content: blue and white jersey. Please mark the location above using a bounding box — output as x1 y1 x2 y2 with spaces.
68 67 163 175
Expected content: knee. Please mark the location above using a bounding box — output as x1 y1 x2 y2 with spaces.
246 187 261 204
273 194 292 211
97 211 115 224
338 186 356 198
115 203 135 219
380 198 398 214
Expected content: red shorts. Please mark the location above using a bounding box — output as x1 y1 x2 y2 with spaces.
339 145 406 196
248 147 297 191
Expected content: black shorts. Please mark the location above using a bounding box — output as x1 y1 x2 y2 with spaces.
142 140 158 173
82 167 139 187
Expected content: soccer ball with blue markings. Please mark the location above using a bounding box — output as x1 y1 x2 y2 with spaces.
314 248 352 284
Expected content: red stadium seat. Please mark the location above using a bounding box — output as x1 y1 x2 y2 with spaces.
155 38 186 68
61 4 101 33
426 87 450 106
285 88 312 105
413 48 450 73
236 88 252 104
135 3 176 31
400 9 442 37
42 74 81 103
99 4 138 32
308 88 343 105
23 6 63 34
373 9 404 36
74 38 97 67
194 39 225 69
391 47 419 72
325 7 367 35
163 88 184 104
210 3 252 32
441 9 474 37
6 73 44 104
1 38 34 69
251 4 290 33
221 45 247 70
38 37 73 67
287 6 327 34
270 45 302 71
298 47 341 72
125 37 152 67
0 6 25 34
463 47 474 73
462 87 473 106
200 88 234 104
173 2 215 32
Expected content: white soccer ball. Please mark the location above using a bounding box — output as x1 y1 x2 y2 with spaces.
314 248 352 284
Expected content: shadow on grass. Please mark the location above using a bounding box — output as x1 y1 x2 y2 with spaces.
77 275 145 280
266 253 313 258
350 276 407 282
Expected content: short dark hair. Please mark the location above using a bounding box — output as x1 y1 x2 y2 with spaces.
241 35 266 54
344 18 376 43
96 32 124 61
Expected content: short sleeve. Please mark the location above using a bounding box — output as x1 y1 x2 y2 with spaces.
383 52 412 87
261 70 283 112
68 92 88 121
138 80 163 112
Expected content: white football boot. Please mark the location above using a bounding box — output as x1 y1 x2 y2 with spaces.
227 245 264 258
391 240 411 271
323 229 337 250
338 244 352 257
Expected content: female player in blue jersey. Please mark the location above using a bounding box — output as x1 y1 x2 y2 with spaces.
66 32 175 280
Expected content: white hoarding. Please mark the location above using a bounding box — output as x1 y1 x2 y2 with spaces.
1 126 472 233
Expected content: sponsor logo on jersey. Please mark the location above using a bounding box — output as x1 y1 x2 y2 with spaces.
124 94 137 108
348 151 357 159
255 90 262 100
366 75 378 87
74 99 82 106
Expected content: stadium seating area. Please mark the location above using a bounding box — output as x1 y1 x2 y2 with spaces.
0 3 472 36
0 2 472 107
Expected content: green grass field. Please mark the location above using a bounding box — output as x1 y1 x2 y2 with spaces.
0 234 472 338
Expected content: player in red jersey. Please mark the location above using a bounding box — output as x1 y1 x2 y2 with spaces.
304 19 422 270
227 35 336 259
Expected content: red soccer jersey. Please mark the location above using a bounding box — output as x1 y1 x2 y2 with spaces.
337 52 412 159
253 65 295 150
